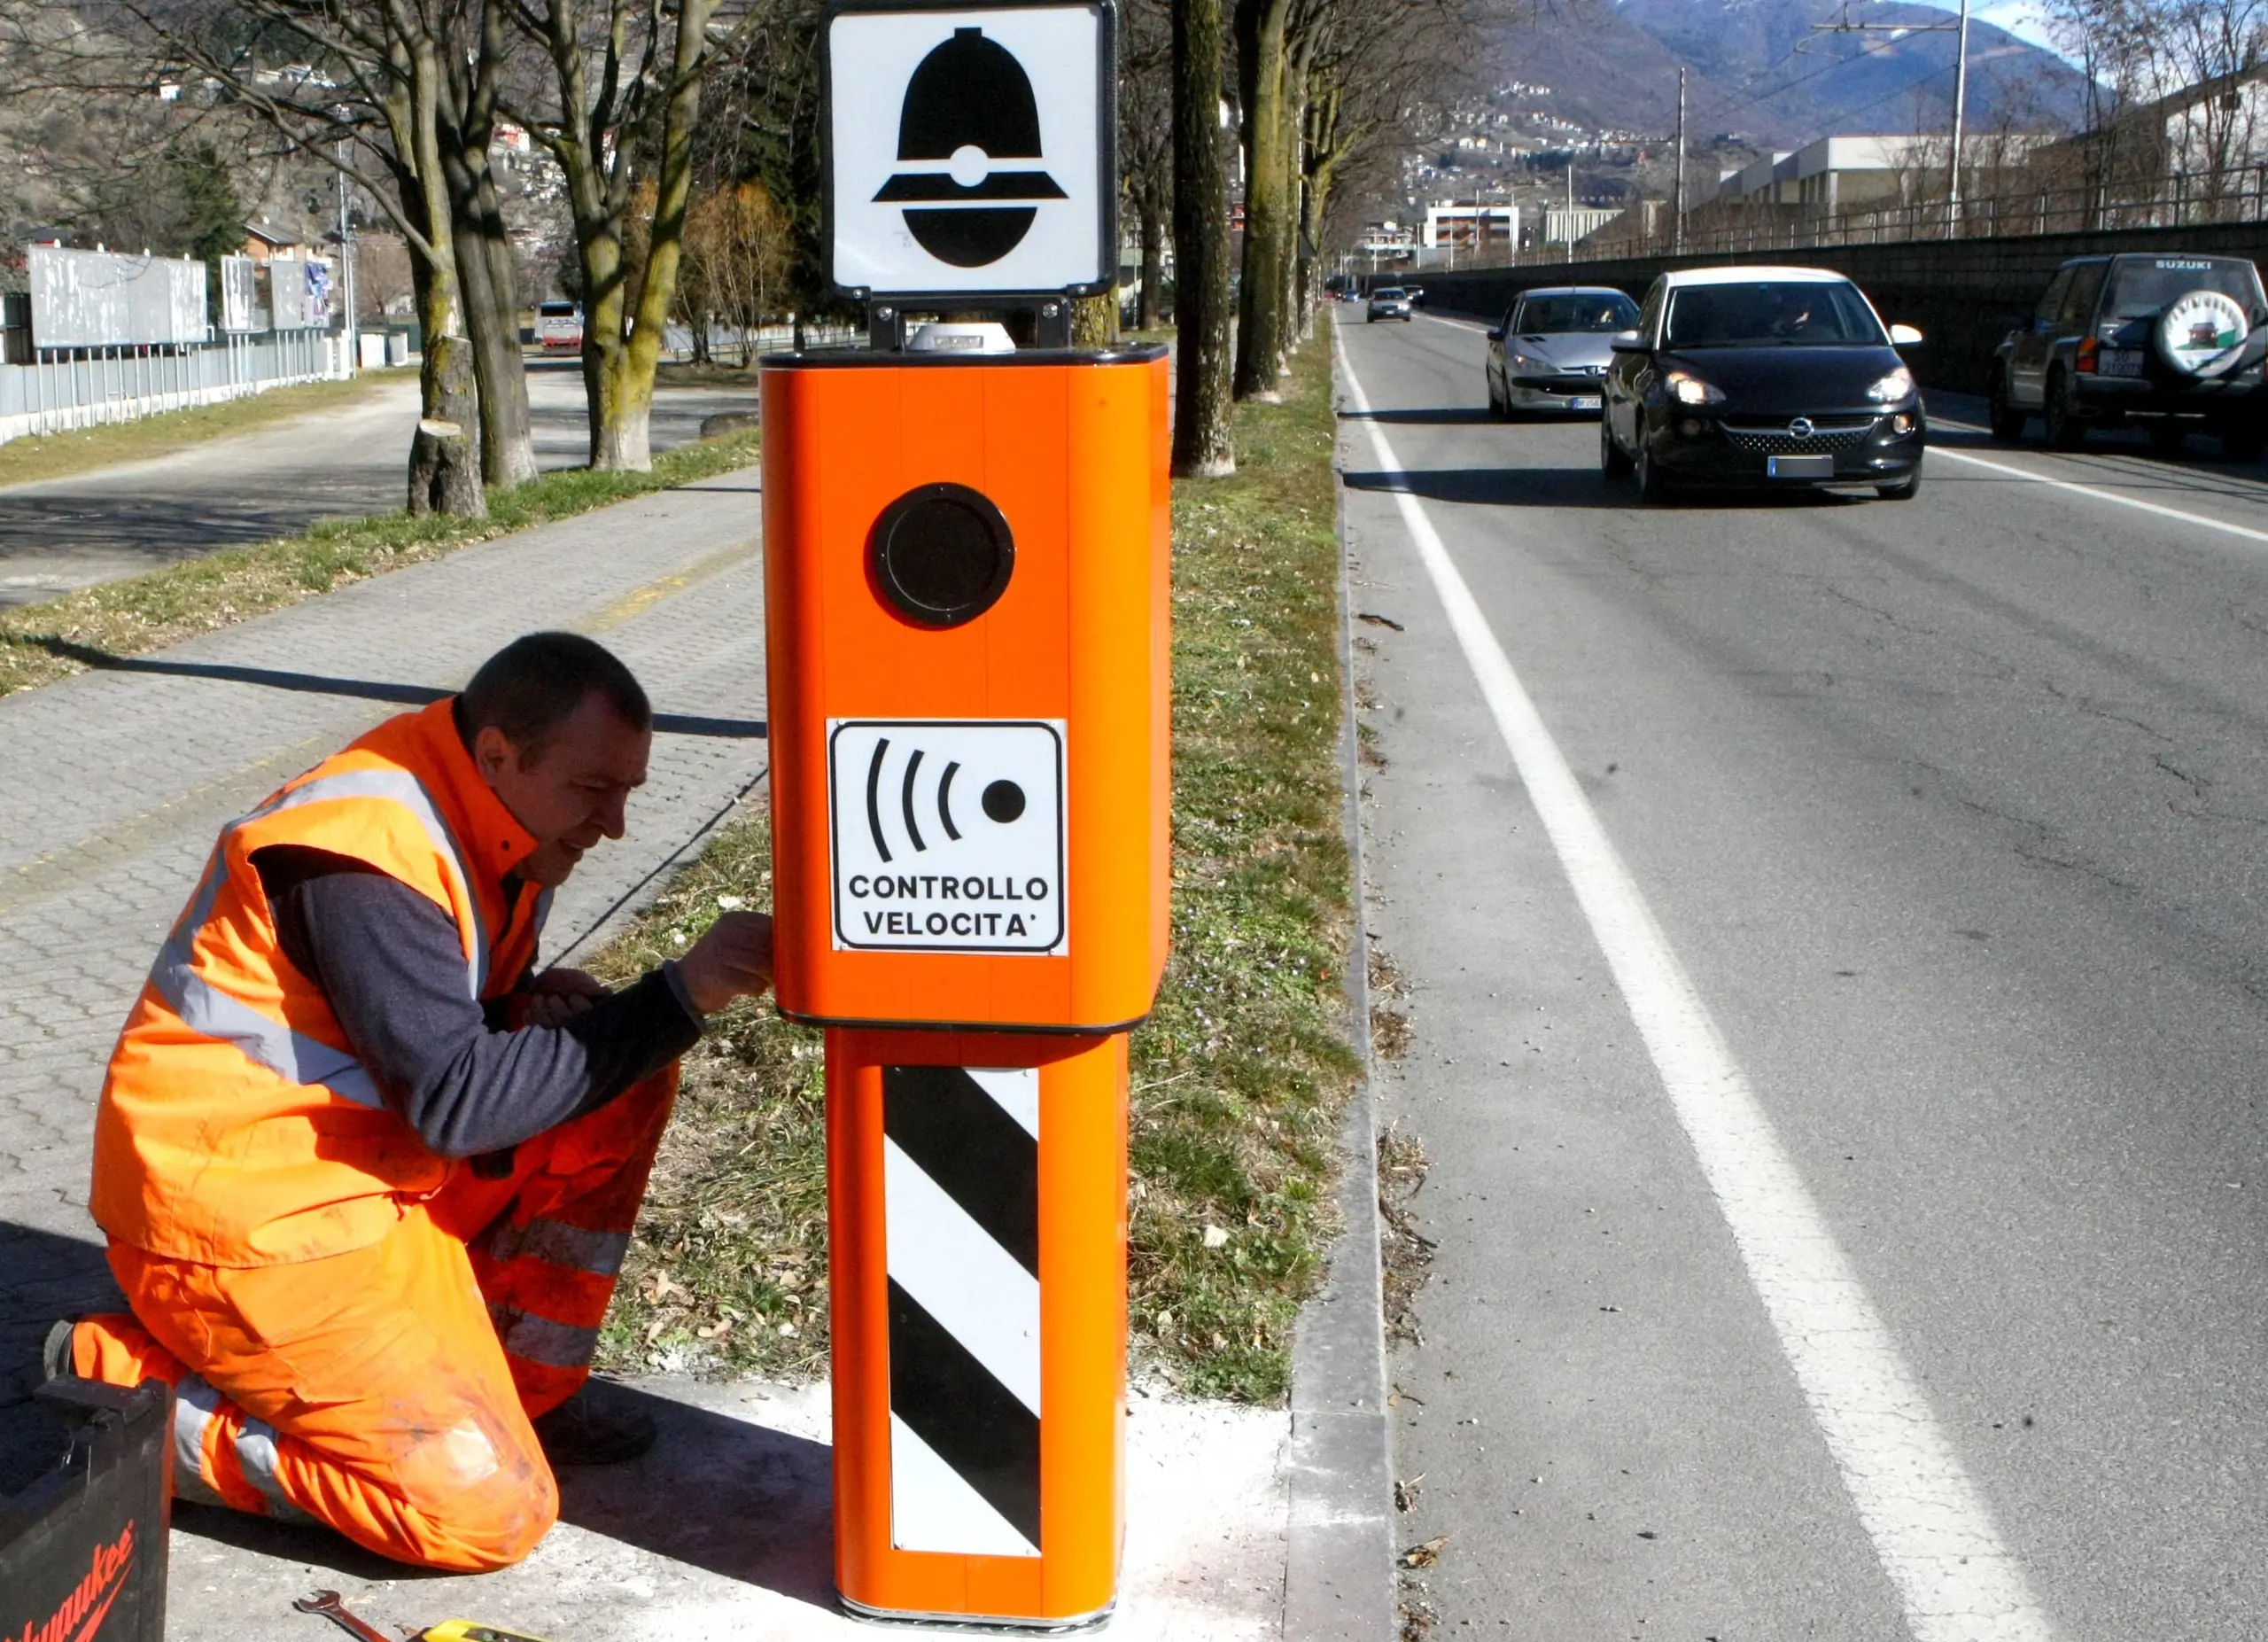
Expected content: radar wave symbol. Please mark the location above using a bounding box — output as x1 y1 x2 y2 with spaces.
863 736 1027 863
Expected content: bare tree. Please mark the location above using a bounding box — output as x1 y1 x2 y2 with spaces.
506 0 740 471
678 178 792 364
35 0 535 511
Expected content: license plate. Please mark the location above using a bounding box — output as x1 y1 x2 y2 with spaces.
1569 396 1601 411
1768 454 1835 479
2099 349 2146 377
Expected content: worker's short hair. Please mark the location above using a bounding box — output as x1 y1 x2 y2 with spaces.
455 632 652 761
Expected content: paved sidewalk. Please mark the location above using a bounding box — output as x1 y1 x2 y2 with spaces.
0 362 760 608
0 465 1296 1638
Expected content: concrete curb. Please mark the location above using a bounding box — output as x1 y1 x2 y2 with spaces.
1280 330 1396 1641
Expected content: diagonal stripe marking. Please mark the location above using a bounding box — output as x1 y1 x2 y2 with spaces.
883 1065 1038 1273
882 1136 1041 1414
1339 331 2059 1642
889 1412 1041 1558
886 1277 1043 1550
966 1065 1039 1140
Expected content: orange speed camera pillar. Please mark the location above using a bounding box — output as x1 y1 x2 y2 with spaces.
767 1 1161 1626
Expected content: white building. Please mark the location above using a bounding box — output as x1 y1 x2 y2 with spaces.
1541 205 1621 245
1421 202 1518 250
1713 134 2051 212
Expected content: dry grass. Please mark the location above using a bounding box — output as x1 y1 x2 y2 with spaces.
0 429 763 700
592 322 1359 1402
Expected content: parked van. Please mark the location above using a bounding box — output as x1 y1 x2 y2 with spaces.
537 300 584 352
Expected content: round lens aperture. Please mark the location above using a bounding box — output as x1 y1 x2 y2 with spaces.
870 484 1014 627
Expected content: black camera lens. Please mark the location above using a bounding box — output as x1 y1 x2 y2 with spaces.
870 483 1014 627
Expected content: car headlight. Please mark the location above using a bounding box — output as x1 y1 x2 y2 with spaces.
1866 367 1916 403
1666 370 1725 407
1510 352 1538 371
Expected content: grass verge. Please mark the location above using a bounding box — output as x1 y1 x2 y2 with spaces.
593 321 1356 1401
0 368 415 492
0 428 762 700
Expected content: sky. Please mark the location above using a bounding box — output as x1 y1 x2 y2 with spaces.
1899 0 2077 60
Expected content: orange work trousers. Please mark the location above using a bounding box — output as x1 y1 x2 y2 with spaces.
73 1066 677 1573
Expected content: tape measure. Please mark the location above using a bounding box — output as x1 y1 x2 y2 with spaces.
420 1623 555 1642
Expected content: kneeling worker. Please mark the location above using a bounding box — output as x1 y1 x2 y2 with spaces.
52 632 775 1572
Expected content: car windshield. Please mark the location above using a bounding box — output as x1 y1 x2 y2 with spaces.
2104 260 2264 319
1372 288 1406 300
1663 281 1884 348
1513 293 1639 333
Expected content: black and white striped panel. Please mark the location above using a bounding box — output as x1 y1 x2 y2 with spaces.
883 1063 1042 1559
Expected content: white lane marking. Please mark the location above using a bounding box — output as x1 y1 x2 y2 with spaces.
1337 333 2058 1642
1929 444 2268 547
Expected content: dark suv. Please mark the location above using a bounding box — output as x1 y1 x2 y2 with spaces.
1989 253 2267 458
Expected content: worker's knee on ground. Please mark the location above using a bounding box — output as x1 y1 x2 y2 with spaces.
392 1410 558 1571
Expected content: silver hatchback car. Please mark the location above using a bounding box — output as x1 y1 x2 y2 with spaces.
1367 287 1413 322
1486 286 1639 416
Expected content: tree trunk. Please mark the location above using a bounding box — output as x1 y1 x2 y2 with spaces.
591 394 653 471
1232 0 1292 401
450 183 537 488
1138 184 1165 330
397 51 485 518
470 160 538 486
406 215 485 517
1073 292 1117 347
439 3 537 489
1171 0 1235 477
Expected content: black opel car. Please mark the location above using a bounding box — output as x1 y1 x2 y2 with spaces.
1601 266 1927 501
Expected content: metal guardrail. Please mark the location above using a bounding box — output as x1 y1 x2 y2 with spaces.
0 331 346 447
1459 165 2268 268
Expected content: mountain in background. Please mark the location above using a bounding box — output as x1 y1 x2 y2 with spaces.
1498 0 2091 149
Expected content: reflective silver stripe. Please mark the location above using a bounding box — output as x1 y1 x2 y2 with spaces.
158 767 490 998
482 1218 631 1279
233 1417 313 1521
489 1306 602 1369
147 962 386 1110
142 764 496 1110
533 888 555 943
172 1375 228 1506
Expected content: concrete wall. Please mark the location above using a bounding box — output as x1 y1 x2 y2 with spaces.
1393 217 2268 393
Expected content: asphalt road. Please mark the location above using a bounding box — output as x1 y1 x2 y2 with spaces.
1341 310 2268 1641
0 358 758 608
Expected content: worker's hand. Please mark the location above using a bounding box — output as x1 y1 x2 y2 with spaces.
676 911 775 1016
524 967 609 1027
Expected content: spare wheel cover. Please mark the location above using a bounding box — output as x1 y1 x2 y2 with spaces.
2156 289 2250 378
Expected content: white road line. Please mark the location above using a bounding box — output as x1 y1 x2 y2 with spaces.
1930 444 2268 547
1337 333 2058 1642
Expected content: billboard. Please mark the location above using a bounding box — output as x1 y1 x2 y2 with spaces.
219 256 260 333
27 245 207 349
268 257 333 330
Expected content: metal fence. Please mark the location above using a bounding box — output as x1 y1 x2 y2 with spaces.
0 331 348 447
1466 164 2268 268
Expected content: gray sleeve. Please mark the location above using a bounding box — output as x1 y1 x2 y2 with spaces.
256 847 703 1159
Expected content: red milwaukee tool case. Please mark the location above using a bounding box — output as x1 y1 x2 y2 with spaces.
0 1378 171 1642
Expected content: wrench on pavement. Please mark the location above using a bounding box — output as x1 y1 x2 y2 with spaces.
294 1591 395 1642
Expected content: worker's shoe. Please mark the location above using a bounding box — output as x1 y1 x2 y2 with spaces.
41 1319 78 1382
532 1378 658 1467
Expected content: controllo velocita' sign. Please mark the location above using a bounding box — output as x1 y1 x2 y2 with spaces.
826 2 1115 298
828 719 1067 953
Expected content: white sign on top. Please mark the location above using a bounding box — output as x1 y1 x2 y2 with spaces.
826 3 1114 299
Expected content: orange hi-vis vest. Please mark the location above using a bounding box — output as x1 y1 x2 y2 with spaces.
92 698 548 1267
